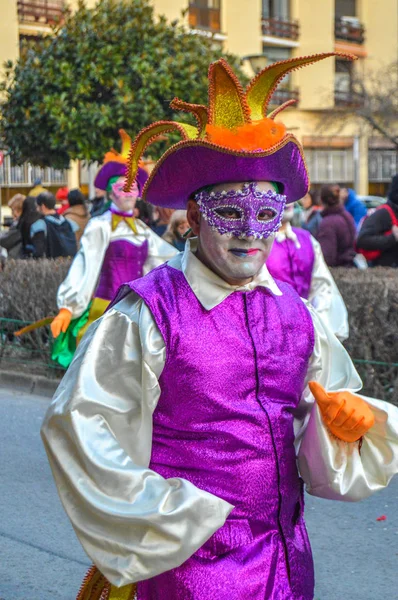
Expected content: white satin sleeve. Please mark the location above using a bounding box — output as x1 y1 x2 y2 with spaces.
295 304 398 502
56 217 110 318
41 292 233 587
143 224 179 274
308 236 349 342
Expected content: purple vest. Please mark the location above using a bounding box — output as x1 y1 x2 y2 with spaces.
128 264 315 600
95 239 148 301
267 228 315 299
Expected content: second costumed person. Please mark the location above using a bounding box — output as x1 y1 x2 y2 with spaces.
267 203 349 341
51 131 178 367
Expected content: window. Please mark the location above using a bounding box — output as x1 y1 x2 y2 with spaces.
263 47 291 86
335 0 356 18
189 0 221 31
262 0 290 20
335 59 352 93
368 150 398 182
305 149 354 183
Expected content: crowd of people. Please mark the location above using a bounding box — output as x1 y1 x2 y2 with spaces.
0 182 190 263
299 178 398 268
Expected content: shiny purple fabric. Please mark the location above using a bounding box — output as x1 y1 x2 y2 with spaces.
95 239 148 301
144 140 308 209
267 228 315 299
128 264 315 599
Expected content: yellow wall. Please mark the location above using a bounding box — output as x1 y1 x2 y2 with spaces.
223 0 262 57
153 0 187 24
292 0 335 110
362 0 398 66
1 0 20 66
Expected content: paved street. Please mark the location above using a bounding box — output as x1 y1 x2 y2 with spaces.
1 387 397 600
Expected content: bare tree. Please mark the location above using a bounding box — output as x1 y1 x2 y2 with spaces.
319 61 398 148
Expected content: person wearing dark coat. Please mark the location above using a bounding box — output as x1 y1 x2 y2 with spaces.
18 196 41 257
356 175 398 267
316 184 357 267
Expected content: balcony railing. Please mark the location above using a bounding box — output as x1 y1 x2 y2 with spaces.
269 87 299 106
261 17 300 40
335 16 365 44
334 89 364 108
189 4 221 32
17 0 64 25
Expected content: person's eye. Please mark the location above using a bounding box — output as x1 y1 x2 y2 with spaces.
215 208 242 220
257 209 277 222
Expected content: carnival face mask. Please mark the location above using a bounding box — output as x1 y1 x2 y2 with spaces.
194 182 286 240
111 177 139 213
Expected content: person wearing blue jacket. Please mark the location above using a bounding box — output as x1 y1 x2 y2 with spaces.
341 187 367 227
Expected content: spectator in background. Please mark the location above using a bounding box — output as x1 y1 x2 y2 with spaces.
340 187 367 228
152 207 174 237
90 187 108 217
56 187 70 215
29 177 46 198
134 199 154 227
316 184 356 267
300 190 322 237
31 191 77 258
63 189 90 247
0 194 25 258
356 174 398 267
162 210 189 251
18 196 41 257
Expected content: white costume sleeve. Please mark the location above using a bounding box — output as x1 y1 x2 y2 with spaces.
308 237 349 341
56 218 110 318
142 224 179 274
41 293 233 587
296 304 398 502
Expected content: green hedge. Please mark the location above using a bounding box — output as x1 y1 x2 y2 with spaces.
0 260 397 403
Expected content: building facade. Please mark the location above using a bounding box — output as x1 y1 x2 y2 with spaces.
153 0 398 196
1 0 397 197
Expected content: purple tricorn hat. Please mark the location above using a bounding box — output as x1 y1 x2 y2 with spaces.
124 52 355 208
94 129 148 193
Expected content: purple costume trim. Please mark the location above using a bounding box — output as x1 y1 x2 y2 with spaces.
124 264 315 599
267 228 315 299
195 183 286 239
95 239 148 301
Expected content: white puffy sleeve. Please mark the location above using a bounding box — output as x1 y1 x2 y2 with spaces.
41 293 233 587
308 237 349 341
56 217 110 318
295 304 398 502
143 225 179 274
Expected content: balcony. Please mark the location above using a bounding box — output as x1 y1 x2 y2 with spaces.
17 0 64 25
269 87 299 106
261 17 299 41
335 16 365 44
334 89 364 108
189 4 221 32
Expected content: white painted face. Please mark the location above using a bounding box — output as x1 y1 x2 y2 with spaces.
188 181 276 286
110 177 139 213
282 204 295 223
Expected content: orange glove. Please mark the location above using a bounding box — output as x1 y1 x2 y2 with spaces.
309 381 375 443
51 308 72 338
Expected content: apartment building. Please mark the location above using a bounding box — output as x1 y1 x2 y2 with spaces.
155 0 398 196
1 0 397 197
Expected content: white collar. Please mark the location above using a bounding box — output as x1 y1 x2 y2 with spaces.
167 238 282 310
275 222 301 248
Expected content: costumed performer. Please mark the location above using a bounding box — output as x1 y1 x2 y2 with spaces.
42 54 398 600
267 203 349 340
50 130 178 368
